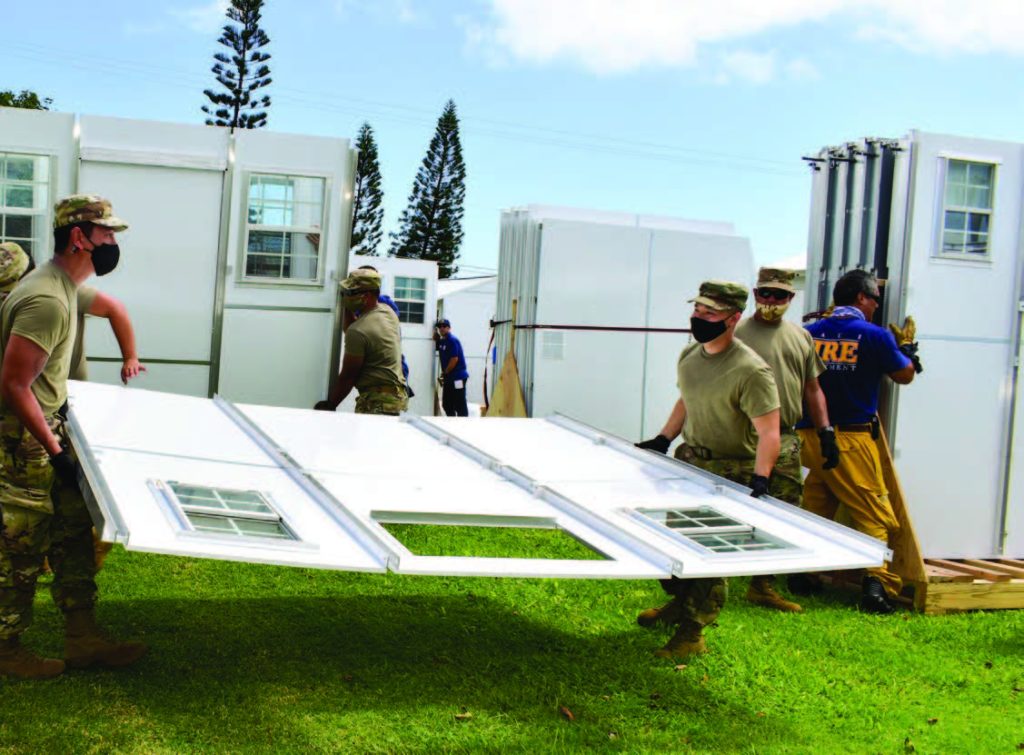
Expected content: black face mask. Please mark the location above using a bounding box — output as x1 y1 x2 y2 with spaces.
85 240 120 276
690 316 728 343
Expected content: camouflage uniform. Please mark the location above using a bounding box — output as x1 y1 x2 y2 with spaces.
676 434 802 506
0 196 126 643
354 385 409 415
0 243 30 301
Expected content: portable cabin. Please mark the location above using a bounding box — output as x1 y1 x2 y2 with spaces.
0 106 357 409
492 205 755 441
804 131 1024 558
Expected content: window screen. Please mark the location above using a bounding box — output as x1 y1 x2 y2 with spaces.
941 159 994 258
394 276 426 323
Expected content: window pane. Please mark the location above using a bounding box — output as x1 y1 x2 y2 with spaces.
4 186 33 209
966 234 988 255
942 230 965 253
966 186 991 209
967 213 989 233
967 162 993 186
249 230 288 254
947 160 968 184
261 178 293 202
944 211 966 231
397 300 425 323
259 205 292 226
187 513 235 533
246 254 283 278
234 519 291 538
944 183 966 206
5 157 34 181
4 214 32 239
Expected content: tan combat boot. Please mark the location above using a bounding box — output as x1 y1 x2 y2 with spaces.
654 620 707 660
0 636 65 679
746 576 802 613
637 597 685 628
64 609 147 669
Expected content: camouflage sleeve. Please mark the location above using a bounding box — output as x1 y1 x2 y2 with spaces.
9 295 69 356
740 365 780 420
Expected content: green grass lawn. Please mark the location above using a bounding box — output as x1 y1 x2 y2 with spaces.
0 544 1021 754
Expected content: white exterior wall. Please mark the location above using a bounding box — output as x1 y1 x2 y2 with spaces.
437 276 496 407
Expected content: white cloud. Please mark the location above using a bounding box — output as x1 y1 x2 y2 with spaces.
335 0 421 24
785 58 821 82
468 0 1024 74
718 50 776 85
171 0 230 34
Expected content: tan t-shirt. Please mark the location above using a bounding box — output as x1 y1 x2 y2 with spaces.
0 261 78 417
676 338 780 459
344 302 405 392
735 318 825 429
70 285 98 381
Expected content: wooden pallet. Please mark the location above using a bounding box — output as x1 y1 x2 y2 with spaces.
911 558 1024 615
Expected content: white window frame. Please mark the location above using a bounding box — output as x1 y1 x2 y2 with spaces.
393 275 427 323
935 156 997 262
0 151 53 262
240 172 328 286
163 481 298 542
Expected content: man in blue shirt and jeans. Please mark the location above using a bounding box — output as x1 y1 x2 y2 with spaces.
434 319 469 417
796 269 919 614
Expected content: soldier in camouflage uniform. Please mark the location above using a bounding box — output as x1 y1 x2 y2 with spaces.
733 268 839 612
0 242 30 303
0 195 147 680
315 268 408 415
636 280 781 660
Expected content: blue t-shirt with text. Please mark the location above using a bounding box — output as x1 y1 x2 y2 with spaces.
437 334 469 382
797 315 910 426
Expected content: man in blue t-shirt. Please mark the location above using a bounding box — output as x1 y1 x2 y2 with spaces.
796 269 918 614
434 318 469 416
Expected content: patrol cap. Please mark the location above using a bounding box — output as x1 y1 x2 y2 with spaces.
755 267 797 294
340 267 381 293
435 318 451 328
689 280 748 313
53 194 129 231
0 242 30 293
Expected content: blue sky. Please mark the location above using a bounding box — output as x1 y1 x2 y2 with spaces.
5 0 1024 275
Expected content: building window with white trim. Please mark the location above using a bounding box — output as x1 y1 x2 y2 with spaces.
0 153 51 260
394 276 426 323
167 481 297 540
244 174 325 282
941 160 994 258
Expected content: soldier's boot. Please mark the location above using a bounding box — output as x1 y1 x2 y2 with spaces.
636 598 685 629
654 620 707 660
64 609 147 669
786 572 824 596
859 576 896 615
746 575 802 613
0 636 65 679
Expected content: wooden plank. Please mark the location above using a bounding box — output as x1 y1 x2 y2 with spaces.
918 580 1024 615
997 559 1024 569
876 428 928 583
961 559 1024 578
926 559 1011 582
922 564 976 583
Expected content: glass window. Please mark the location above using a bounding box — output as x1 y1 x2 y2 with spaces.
636 506 792 554
394 275 426 324
244 174 325 283
167 481 296 541
941 159 995 257
0 152 51 261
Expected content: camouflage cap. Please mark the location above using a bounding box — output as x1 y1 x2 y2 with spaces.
755 267 797 294
688 279 748 313
340 267 381 293
53 194 128 231
0 242 30 293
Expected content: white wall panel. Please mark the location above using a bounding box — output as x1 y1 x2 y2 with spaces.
86 363 210 397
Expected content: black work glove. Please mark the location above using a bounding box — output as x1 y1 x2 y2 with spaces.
748 474 770 499
819 427 840 471
49 449 80 486
898 342 923 374
635 434 671 454
313 400 335 412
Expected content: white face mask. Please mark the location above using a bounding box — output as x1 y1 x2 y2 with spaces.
755 301 790 322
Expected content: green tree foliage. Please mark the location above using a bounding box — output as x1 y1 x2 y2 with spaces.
351 123 385 256
201 0 272 129
389 100 466 278
0 90 52 110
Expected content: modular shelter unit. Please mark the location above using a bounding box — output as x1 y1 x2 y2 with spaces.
493 205 755 442
804 130 1024 559
437 275 497 407
0 106 358 409
337 254 438 416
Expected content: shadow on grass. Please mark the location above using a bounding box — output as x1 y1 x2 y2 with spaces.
4 592 801 751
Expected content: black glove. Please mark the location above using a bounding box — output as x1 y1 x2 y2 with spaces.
49 449 80 486
749 474 770 499
635 435 671 454
314 400 335 412
818 427 840 471
898 342 923 374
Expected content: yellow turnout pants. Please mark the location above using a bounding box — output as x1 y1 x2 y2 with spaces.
797 428 902 597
